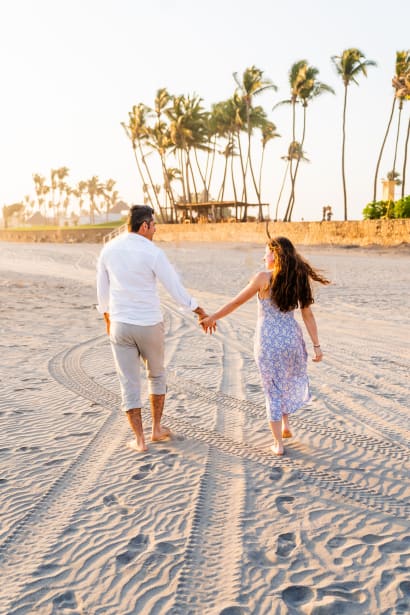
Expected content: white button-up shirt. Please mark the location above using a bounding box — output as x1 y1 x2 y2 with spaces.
96 232 198 325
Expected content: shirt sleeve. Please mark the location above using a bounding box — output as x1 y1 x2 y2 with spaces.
153 249 198 311
96 253 110 314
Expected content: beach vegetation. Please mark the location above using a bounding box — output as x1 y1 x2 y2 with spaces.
121 67 281 223
373 51 410 202
362 195 410 219
394 195 410 218
331 48 377 221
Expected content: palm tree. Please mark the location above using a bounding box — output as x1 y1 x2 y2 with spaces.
373 52 410 201
275 142 310 221
233 66 277 206
32 174 50 218
122 104 165 221
86 176 103 224
332 48 376 220
256 120 280 220
55 167 69 224
102 178 117 222
278 61 334 221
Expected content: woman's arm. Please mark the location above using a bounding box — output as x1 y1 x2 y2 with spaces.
200 272 267 332
300 306 323 362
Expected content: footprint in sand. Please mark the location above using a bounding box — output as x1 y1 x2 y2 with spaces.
379 538 410 554
218 607 248 615
282 585 314 608
52 590 78 609
116 533 149 565
361 534 385 544
103 494 118 506
276 532 296 557
269 467 283 481
326 535 347 549
276 495 294 514
155 541 179 555
131 463 155 481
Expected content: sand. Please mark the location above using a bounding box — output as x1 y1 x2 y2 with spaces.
0 240 409 615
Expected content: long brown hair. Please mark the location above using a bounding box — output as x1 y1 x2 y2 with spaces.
267 237 330 312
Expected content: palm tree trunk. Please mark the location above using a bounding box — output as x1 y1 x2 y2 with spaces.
373 97 396 202
193 147 207 193
288 106 307 221
132 146 151 203
230 144 239 204
275 161 290 221
206 137 217 196
236 132 248 218
401 116 410 198
392 101 403 177
138 143 165 222
178 149 187 205
258 146 266 221
341 84 348 221
187 150 199 202
217 156 229 202
284 100 297 222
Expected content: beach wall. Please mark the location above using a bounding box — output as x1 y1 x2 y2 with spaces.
0 219 409 245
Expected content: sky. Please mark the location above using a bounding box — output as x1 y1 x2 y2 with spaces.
0 0 409 222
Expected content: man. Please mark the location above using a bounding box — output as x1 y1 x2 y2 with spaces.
96 205 210 453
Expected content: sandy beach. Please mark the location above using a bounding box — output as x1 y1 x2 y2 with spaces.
0 240 409 615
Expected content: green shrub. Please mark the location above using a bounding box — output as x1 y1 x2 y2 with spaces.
394 195 410 218
363 200 391 219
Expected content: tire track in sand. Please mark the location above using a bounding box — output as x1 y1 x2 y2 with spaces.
56 338 410 520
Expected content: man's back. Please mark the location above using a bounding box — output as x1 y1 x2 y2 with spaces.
98 232 163 326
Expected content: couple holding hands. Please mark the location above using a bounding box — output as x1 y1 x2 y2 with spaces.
97 206 329 456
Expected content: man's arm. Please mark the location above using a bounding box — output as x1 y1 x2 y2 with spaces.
153 250 199 311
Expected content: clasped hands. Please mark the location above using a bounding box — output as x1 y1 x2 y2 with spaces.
194 307 217 335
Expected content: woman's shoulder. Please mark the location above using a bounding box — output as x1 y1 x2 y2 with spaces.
251 271 271 286
251 270 271 288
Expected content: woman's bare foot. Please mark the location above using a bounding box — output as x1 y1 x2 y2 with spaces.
127 439 148 453
282 415 292 438
270 442 285 456
151 426 172 442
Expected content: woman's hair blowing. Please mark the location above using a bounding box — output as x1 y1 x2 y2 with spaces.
267 237 330 312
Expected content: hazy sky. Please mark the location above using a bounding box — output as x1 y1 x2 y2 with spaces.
0 0 409 221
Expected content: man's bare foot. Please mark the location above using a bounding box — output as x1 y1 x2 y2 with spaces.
270 442 285 456
282 429 293 439
126 439 148 453
151 426 172 442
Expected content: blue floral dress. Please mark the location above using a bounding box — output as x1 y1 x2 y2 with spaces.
254 296 311 422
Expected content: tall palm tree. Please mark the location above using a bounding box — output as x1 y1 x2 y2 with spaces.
256 119 280 220
332 48 376 220
278 61 334 221
233 66 277 206
373 51 410 201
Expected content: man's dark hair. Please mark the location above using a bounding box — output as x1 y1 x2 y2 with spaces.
127 205 155 232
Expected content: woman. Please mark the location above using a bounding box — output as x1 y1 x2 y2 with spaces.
200 237 330 456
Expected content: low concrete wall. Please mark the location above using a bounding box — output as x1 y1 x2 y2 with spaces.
0 228 111 243
156 219 410 246
0 219 409 246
